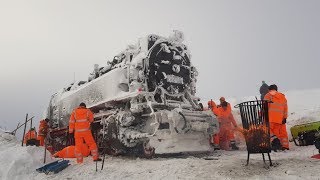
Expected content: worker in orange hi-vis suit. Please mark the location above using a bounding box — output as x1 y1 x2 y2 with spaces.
264 84 289 151
209 100 239 150
53 144 90 158
69 102 101 163
24 127 37 144
218 97 232 114
207 100 220 150
37 118 50 146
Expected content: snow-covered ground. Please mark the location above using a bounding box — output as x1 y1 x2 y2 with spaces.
1 89 320 180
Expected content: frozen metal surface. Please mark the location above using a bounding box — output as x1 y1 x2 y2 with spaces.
46 31 219 155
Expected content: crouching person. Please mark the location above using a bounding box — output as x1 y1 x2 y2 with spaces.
24 127 39 146
53 144 90 158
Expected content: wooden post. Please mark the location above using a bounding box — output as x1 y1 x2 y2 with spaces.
29 118 33 140
21 114 28 146
43 134 47 164
30 118 33 130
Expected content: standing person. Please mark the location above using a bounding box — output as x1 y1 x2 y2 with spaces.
69 102 101 163
260 81 269 100
264 84 289 150
37 118 50 146
210 100 239 150
207 100 220 150
207 100 214 111
218 97 232 114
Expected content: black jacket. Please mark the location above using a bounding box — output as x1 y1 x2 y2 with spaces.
260 83 269 99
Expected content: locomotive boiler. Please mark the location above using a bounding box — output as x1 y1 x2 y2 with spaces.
46 31 219 157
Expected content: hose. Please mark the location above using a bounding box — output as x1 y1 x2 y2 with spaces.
174 112 187 133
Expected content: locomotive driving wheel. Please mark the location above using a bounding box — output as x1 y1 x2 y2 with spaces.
98 119 125 156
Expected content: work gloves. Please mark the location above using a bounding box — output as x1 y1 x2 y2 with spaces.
68 132 74 138
282 118 287 124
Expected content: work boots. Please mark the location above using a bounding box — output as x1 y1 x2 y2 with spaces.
271 138 282 152
230 141 239 150
209 143 220 151
213 144 220 151
93 158 102 162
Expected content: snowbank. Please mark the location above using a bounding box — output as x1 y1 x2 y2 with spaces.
0 130 53 180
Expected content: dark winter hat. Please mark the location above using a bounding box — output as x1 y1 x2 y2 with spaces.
79 102 86 107
44 118 50 122
268 84 278 91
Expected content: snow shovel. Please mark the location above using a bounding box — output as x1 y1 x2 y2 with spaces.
36 160 59 173
45 160 70 174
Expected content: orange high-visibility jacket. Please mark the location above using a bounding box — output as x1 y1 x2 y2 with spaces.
53 145 90 158
213 107 237 127
38 120 48 136
208 100 217 111
69 106 94 135
264 90 288 124
24 130 37 143
217 103 231 116
208 100 232 115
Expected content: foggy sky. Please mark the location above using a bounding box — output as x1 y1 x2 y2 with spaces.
0 0 319 132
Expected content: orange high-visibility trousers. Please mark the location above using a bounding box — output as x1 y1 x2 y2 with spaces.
74 131 98 163
211 134 220 146
53 145 90 158
219 127 235 150
270 122 289 149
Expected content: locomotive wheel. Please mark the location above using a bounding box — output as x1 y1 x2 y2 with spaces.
99 119 126 156
105 141 123 156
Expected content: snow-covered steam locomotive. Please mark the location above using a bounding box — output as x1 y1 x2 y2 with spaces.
46 31 219 157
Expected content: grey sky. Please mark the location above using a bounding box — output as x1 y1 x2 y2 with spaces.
0 0 319 132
